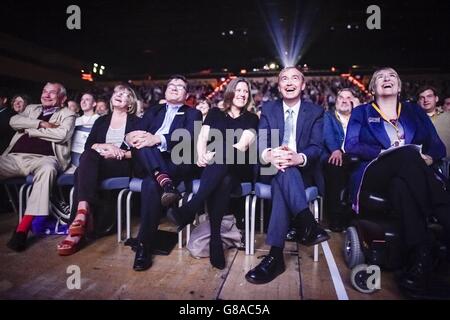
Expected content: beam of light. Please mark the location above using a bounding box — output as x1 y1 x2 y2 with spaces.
259 0 321 68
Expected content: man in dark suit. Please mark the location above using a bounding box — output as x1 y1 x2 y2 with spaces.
126 75 202 271
245 67 329 284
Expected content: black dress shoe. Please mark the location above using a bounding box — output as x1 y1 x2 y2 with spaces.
7 231 27 252
161 183 181 207
299 224 330 246
166 207 195 232
245 255 286 284
133 242 152 271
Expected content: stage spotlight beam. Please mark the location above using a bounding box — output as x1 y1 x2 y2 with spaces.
259 0 318 68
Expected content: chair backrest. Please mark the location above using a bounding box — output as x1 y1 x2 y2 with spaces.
70 126 92 167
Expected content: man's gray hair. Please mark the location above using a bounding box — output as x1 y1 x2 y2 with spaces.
46 82 67 98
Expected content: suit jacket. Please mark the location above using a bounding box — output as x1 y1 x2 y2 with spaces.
135 104 202 152
323 110 345 156
0 107 15 153
4 104 76 170
344 101 446 203
257 100 324 193
85 113 140 151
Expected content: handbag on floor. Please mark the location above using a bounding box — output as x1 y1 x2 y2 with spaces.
187 214 242 258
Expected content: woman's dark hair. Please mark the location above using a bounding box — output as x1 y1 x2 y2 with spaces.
222 77 254 113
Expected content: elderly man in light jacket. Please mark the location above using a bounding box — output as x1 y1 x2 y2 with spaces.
1 82 75 252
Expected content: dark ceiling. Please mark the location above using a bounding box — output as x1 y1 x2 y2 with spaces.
1 0 449 79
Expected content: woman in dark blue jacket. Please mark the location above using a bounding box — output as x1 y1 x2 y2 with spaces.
344 67 449 292
57 85 139 256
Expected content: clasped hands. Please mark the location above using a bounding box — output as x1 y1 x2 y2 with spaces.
96 144 126 160
266 146 304 172
197 151 215 167
126 130 161 149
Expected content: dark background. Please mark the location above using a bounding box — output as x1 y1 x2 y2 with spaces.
1 0 449 78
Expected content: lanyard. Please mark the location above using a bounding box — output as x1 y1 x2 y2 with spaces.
371 101 402 135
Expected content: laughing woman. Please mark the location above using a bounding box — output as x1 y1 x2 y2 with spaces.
169 77 259 269
57 85 139 255
344 67 450 292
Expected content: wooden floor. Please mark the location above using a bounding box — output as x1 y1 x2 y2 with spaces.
0 211 408 300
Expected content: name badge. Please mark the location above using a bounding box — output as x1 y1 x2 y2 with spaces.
368 117 380 123
175 112 185 115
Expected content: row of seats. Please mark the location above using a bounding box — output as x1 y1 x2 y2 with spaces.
121 178 323 259
1 125 324 259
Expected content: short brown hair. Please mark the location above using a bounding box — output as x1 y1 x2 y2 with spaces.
417 85 438 97
337 88 357 98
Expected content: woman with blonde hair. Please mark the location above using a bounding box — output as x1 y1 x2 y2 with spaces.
345 67 449 293
57 84 140 255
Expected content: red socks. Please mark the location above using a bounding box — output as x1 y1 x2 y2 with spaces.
154 172 172 188
16 215 34 233
76 209 88 216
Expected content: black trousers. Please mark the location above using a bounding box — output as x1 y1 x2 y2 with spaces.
183 163 252 246
74 149 132 206
136 146 193 245
323 154 353 223
360 148 450 248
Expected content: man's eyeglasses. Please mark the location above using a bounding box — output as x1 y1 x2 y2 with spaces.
167 84 186 91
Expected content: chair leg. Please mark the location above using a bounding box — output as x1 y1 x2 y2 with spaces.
311 199 320 262
178 195 187 248
249 196 257 255
18 183 27 222
178 231 183 249
186 224 191 246
116 188 129 243
69 187 74 213
26 185 32 201
244 194 251 255
245 196 250 255
259 199 264 234
317 195 324 222
4 185 18 216
125 190 134 242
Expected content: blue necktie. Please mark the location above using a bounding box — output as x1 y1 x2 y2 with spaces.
282 109 294 146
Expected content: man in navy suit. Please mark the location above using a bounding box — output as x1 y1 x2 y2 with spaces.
246 67 329 284
126 75 202 271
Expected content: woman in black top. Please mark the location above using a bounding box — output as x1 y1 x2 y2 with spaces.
170 77 259 269
57 85 140 256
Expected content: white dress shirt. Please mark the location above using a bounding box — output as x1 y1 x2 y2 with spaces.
262 100 307 167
